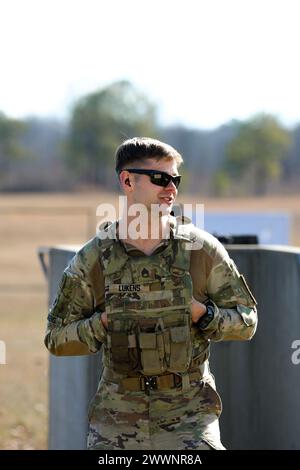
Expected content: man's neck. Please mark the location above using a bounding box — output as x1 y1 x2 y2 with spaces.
119 214 173 255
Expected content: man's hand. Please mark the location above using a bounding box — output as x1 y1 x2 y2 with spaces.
191 297 207 323
100 312 108 329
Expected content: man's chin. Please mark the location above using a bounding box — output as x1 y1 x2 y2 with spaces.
148 202 173 217
159 203 173 215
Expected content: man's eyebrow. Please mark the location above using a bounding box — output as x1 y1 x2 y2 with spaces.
162 172 179 177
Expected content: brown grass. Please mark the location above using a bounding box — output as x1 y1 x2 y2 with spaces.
0 191 300 449
0 292 48 449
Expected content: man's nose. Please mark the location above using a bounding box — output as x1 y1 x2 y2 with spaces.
165 180 177 191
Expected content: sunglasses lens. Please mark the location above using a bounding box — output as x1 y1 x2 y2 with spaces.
150 173 168 187
173 176 181 188
150 172 181 188
161 174 172 186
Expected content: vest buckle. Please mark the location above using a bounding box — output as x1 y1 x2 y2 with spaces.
142 376 157 394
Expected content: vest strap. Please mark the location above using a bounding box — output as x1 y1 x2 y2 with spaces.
102 364 206 394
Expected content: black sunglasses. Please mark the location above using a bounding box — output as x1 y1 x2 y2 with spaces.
122 169 181 188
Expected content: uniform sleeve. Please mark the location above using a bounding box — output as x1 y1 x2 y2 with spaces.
199 241 258 342
44 246 107 356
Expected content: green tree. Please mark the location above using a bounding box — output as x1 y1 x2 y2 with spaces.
0 112 27 185
66 80 158 186
224 114 291 195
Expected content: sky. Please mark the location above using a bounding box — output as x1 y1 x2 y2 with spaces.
0 0 300 129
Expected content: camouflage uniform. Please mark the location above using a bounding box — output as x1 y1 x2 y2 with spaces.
44 219 257 450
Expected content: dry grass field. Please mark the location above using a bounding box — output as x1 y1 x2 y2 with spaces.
0 191 300 449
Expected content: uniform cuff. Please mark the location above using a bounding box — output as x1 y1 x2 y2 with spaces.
89 311 107 343
195 300 219 330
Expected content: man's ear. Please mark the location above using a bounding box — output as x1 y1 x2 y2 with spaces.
125 178 131 187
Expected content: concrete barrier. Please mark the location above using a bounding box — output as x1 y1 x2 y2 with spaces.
42 247 102 450
210 245 300 449
40 244 300 449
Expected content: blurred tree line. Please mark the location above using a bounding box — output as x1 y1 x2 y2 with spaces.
0 80 299 196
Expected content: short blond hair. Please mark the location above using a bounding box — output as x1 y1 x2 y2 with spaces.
115 137 183 173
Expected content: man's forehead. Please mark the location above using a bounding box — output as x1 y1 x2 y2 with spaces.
142 157 179 174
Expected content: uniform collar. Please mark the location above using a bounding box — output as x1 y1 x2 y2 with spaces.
117 217 176 257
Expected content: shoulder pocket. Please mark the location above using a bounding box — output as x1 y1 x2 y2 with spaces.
50 271 90 324
232 271 257 307
237 304 257 326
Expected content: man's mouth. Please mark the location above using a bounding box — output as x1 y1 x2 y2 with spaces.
159 196 174 206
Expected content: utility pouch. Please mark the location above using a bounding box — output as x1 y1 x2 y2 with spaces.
110 332 139 373
167 323 192 372
139 331 167 375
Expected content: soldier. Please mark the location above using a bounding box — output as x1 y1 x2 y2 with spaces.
44 137 258 450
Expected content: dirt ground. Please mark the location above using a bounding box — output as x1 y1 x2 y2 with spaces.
0 191 299 449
